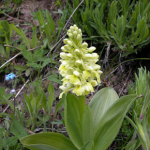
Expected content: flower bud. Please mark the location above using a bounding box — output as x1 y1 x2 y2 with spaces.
85 54 92 58
70 26 74 31
73 71 80 76
93 64 100 70
60 52 67 59
67 40 72 46
88 46 96 52
84 64 93 70
81 42 88 48
75 49 80 53
77 34 81 41
63 39 68 44
67 53 73 58
73 31 77 36
98 70 103 74
64 45 70 50
73 24 77 28
61 46 67 52
78 29 81 33
67 29 72 33
91 53 99 59
76 60 82 64
68 33 73 38
62 60 68 65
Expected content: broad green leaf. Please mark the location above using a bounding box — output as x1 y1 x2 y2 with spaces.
33 49 43 58
45 10 55 34
11 113 28 139
0 87 5 99
28 63 40 68
81 106 93 150
42 58 52 68
11 24 31 49
31 97 37 115
14 65 27 71
22 49 32 62
48 76 62 84
6 136 18 147
0 44 6 58
32 26 39 48
89 87 119 128
54 94 66 118
47 82 55 115
93 94 137 150
65 93 85 149
21 132 77 150
65 95 93 149
24 94 32 119
37 10 45 27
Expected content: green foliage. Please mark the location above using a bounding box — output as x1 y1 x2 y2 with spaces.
68 0 150 56
11 24 32 49
21 48 56 71
0 87 13 108
0 113 28 150
21 132 77 150
55 9 68 41
127 67 150 150
24 81 55 129
37 9 56 45
21 87 137 150
12 0 24 6
0 20 12 59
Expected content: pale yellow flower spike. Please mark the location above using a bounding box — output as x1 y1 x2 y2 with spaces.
59 25 102 98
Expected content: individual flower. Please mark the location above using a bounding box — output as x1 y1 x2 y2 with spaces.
10 89 16 95
59 25 102 98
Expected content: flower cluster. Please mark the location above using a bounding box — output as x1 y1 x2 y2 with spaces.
5 73 16 81
59 25 102 98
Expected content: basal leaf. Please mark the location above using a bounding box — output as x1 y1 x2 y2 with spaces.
21 132 77 150
89 87 119 129
64 93 85 149
93 94 137 150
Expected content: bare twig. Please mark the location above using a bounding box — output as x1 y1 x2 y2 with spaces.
105 66 119 79
3 79 30 113
137 94 144 99
2 12 25 23
103 41 112 68
0 46 42 69
119 51 123 72
25 128 35 134
62 0 85 31
46 0 85 57
4 45 22 51
119 69 132 97
46 33 67 57
0 52 22 69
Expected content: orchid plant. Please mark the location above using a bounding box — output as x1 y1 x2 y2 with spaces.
21 25 137 150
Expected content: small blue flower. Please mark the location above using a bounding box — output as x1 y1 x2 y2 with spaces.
5 73 16 81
